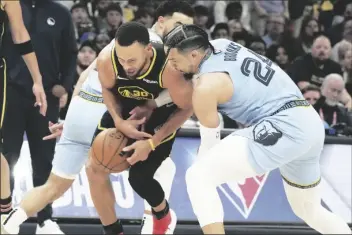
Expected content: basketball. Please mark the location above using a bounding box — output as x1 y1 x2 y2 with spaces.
91 128 130 173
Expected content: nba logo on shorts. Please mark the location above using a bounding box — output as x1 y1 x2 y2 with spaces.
218 173 269 219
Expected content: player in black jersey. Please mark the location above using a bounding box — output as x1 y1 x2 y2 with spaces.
0 0 46 218
87 22 193 235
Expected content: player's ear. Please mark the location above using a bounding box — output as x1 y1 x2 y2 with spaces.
190 50 198 58
157 16 165 31
146 43 153 52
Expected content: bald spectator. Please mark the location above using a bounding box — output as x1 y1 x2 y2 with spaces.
314 74 352 127
288 36 352 109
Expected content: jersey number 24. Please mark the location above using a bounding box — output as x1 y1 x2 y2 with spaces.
240 50 276 86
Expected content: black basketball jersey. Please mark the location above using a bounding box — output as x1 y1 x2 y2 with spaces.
110 42 168 119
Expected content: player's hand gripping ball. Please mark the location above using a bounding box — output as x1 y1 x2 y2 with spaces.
91 128 130 173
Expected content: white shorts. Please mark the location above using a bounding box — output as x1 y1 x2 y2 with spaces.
51 94 106 179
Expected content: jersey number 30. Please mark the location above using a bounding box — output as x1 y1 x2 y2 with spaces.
240 50 276 86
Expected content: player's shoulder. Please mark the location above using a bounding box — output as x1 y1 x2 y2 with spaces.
97 44 113 67
196 72 227 92
151 41 167 65
210 38 235 50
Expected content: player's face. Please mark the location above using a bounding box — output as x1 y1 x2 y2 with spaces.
167 48 200 78
159 13 194 37
115 41 152 79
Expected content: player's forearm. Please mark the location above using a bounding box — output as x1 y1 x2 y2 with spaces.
102 88 123 124
22 53 43 85
72 61 97 97
151 107 193 146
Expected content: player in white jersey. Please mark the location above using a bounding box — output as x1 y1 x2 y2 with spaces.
162 25 352 234
1 2 194 234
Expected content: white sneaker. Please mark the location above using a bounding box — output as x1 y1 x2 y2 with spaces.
36 220 64 234
166 210 177 234
1 214 19 234
141 213 153 234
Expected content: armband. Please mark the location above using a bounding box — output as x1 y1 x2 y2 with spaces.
198 120 221 156
155 90 173 107
15 40 34 55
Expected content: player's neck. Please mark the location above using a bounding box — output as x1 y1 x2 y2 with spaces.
198 49 212 71
140 49 154 76
151 23 163 39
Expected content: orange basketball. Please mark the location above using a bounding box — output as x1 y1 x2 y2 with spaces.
91 128 130 173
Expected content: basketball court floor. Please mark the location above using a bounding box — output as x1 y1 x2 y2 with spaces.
18 218 324 234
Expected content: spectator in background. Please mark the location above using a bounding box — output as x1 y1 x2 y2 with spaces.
193 5 210 37
213 1 252 33
331 18 352 60
302 84 322 105
251 0 289 36
288 0 310 38
287 35 352 108
70 3 90 40
101 3 123 39
94 0 111 30
262 14 286 47
77 17 97 44
288 35 342 88
299 17 322 53
133 8 154 28
228 19 244 37
337 42 352 95
327 2 352 45
210 23 230 40
94 32 110 53
225 1 243 21
60 41 98 120
248 36 266 55
2 0 77 233
266 44 291 71
232 30 252 46
315 74 352 127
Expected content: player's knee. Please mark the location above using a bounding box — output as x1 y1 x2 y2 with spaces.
286 189 320 221
85 151 107 181
128 167 150 194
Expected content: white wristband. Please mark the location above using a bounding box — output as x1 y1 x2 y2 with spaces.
198 121 221 156
155 89 173 107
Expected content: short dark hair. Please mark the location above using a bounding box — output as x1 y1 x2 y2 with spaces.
193 5 209 17
105 3 123 15
115 22 150 46
301 84 321 94
155 0 194 19
164 24 213 53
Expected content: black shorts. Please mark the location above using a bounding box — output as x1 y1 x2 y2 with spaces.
0 58 7 153
92 104 178 167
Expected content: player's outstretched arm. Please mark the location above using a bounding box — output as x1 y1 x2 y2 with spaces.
72 60 97 97
4 0 47 116
192 73 225 156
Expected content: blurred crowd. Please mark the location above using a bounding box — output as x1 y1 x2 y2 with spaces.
60 0 352 137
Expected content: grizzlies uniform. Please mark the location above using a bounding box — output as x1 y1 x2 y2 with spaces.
51 69 107 179
199 39 324 187
92 42 178 172
51 29 169 179
0 1 6 153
